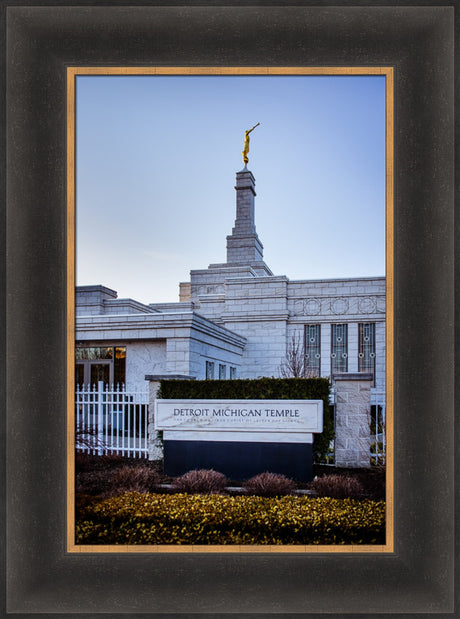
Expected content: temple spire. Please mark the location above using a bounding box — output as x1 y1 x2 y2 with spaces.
226 168 264 264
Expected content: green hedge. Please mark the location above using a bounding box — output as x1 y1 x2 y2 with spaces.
157 377 334 462
76 491 385 545
158 376 329 400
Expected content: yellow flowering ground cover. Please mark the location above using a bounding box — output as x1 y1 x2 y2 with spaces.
76 492 385 545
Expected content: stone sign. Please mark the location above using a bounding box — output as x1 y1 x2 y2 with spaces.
155 398 324 482
155 399 323 435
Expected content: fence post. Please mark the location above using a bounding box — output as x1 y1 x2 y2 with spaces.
145 374 195 461
146 380 163 461
97 380 104 455
333 373 373 468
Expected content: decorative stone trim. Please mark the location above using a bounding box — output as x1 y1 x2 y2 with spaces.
333 372 373 381
292 295 385 317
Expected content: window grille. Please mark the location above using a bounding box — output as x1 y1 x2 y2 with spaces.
359 323 376 375
331 324 348 373
219 364 226 379
304 324 321 376
229 366 237 379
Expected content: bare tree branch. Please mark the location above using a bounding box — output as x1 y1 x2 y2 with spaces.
279 332 318 378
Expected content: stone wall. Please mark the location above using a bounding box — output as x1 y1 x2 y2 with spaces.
75 285 117 316
126 341 166 388
147 379 163 460
146 375 195 461
333 373 373 468
186 268 386 387
222 319 286 378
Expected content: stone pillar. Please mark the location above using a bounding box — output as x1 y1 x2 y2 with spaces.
145 374 194 461
333 373 373 468
226 168 264 263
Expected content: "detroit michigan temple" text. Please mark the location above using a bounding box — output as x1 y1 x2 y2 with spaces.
173 407 300 418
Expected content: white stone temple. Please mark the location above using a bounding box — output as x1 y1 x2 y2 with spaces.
76 166 385 390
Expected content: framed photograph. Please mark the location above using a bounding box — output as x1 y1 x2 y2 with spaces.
4 3 455 615
69 66 392 554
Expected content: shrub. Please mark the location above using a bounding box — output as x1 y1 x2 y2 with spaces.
243 472 296 497
76 492 386 545
172 469 228 494
75 452 125 473
75 493 98 511
75 452 97 473
361 466 386 499
158 376 329 402
76 464 161 497
76 470 115 496
110 465 161 495
309 474 364 499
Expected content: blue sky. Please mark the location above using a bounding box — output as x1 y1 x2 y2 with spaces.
76 75 386 304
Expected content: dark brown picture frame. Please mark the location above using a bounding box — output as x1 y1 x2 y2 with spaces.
3 3 456 615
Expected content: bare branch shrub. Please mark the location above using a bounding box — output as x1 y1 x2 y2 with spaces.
110 465 162 494
76 463 161 497
243 472 296 497
309 474 364 499
172 469 228 494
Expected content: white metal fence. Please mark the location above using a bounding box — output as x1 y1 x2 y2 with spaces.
75 382 149 458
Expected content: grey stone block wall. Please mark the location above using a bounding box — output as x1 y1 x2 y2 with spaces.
223 318 288 378
147 380 163 461
146 375 196 460
333 374 373 468
125 341 167 388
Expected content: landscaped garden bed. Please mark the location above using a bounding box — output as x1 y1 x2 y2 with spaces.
74 455 386 546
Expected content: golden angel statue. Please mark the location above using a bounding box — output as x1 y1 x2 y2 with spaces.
242 122 260 164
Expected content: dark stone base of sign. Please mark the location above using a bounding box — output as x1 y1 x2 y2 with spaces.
163 440 313 482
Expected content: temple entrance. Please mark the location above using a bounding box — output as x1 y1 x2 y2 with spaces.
75 360 112 388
